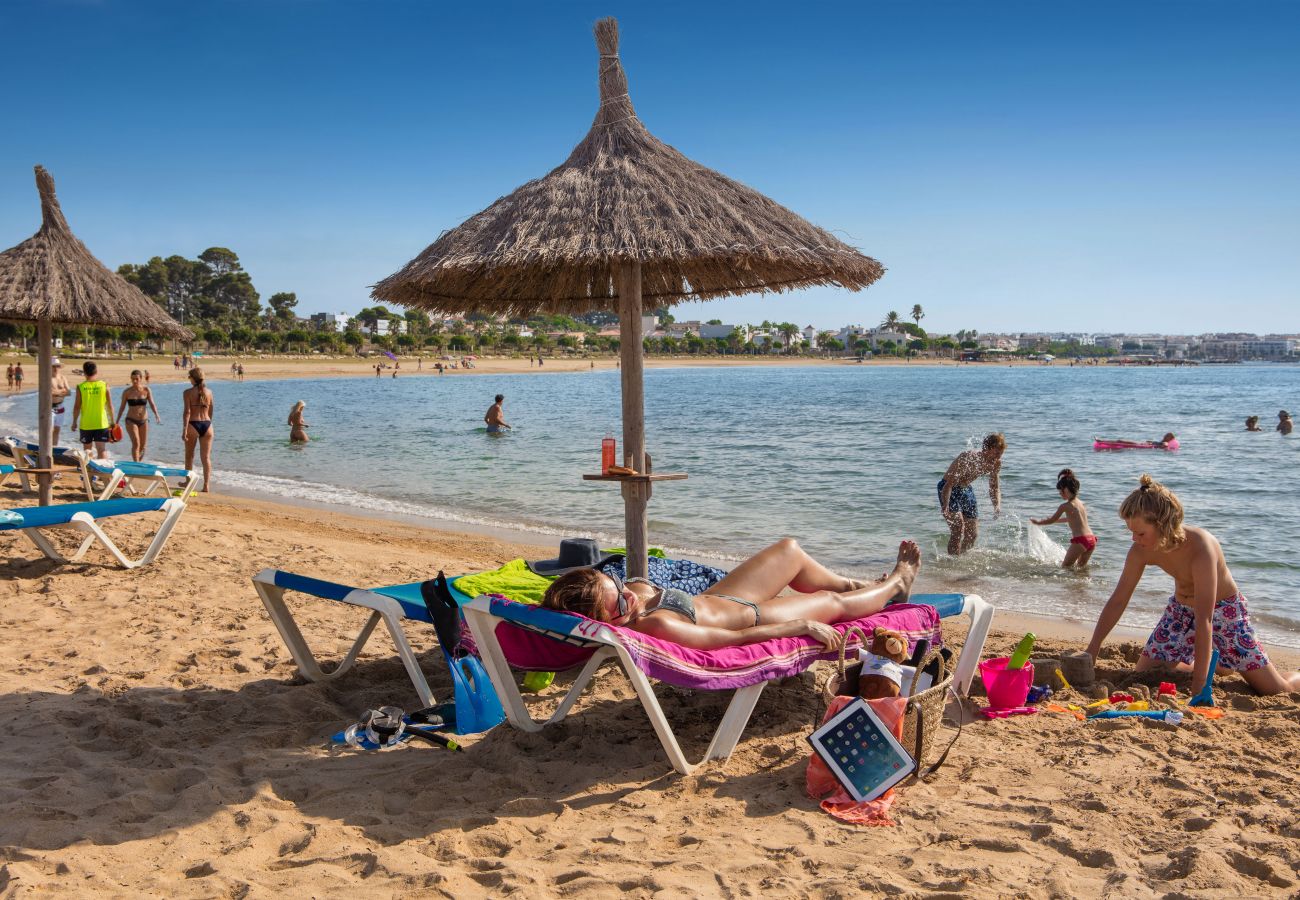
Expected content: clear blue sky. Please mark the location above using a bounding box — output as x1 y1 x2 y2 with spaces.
2 0 1297 334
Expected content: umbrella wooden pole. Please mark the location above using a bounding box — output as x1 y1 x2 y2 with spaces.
617 261 649 579
36 319 53 506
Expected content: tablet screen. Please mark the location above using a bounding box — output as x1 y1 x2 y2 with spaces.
807 698 915 802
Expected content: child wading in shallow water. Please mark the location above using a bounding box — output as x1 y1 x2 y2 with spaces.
1086 474 1300 697
1031 468 1096 568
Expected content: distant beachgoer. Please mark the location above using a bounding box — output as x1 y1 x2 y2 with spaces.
1245 416 1262 432
5 364 13 391
288 400 309 443
937 433 1005 555
49 358 71 445
182 367 214 492
542 538 921 651
1031 468 1096 568
231 362 238 377
72 360 113 460
144 369 151 384
418 358 422 371
1086 474 1300 697
485 394 511 432
115 369 161 461
538 355 544 367
375 364 381 377
13 363 23 390
1153 432 1177 448
1278 411 1293 436
173 356 180 370
236 363 244 380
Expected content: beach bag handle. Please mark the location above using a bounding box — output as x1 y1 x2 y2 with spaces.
906 647 962 782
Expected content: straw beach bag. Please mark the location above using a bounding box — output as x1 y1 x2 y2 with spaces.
823 626 959 780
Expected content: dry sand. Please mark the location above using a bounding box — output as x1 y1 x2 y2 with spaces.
2 483 1298 898
0 349 1064 394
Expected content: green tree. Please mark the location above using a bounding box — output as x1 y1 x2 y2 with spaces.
204 326 229 348
284 329 309 352
231 326 254 350
198 247 241 276
881 311 902 331
342 330 364 351
268 291 298 323
911 304 925 328
778 323 800 352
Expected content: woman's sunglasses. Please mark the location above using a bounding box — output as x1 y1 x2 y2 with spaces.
606 573 629 618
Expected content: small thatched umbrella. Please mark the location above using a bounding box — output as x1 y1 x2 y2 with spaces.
373 18 883 576
0 166 192 504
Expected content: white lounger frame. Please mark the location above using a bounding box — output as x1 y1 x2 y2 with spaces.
15 498 187 569
250 569 439 708
463 596 762 775
463 592 993 776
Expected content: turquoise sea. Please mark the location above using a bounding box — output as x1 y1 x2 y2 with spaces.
4 363 1298 648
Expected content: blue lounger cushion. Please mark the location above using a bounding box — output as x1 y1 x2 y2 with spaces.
0 497 167 531
263 570 475 625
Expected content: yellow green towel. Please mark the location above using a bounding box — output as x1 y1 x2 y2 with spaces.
453 559 553 606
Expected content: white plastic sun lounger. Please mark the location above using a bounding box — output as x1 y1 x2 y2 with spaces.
462 593 989 775
0 497 187 568
1 436 101 501
84 458 199 500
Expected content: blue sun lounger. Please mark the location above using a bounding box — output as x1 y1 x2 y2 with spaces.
251 569 504 734
2 437 198 502
85 458 199 500
1 496 187 568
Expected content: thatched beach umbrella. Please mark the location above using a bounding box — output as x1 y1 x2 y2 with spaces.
373 18 883 576
0 166 192 504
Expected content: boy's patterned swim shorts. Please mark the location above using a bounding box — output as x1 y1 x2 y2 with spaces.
1142 592 1270 671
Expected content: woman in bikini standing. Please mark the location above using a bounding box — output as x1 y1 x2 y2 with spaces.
115 369 162 461
182 367 214 492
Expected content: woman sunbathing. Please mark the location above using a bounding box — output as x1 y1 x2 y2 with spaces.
541 538 921 651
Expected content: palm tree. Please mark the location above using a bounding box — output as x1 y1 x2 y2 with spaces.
778 322 800 352
881 311 901 331
911 304 925 328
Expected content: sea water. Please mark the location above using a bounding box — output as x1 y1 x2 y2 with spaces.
3 362 1298 648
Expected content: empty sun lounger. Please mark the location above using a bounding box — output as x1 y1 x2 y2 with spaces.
1 496 187 568
463 595 979 775
84 458 199 500
1 437 102 501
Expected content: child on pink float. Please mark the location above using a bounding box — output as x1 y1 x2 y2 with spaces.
1031 468 1096 568
1086 474 1300 696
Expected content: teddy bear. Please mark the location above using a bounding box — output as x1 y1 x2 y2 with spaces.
857 627 910 700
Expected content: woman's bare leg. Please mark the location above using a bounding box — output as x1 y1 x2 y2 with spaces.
756 541 922 624
198 430 213 492
708 538 871 601
137 420 149 461
183 430 197 472
126 420 144 461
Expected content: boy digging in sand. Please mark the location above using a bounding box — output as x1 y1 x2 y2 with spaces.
1086 474 1300 697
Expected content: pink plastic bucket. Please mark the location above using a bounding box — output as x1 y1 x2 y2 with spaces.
979 657 1034 709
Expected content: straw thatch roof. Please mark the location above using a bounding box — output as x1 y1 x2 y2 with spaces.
0 166 192 338
373 18 883 317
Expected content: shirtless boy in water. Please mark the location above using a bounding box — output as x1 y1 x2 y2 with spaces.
937 433 1005 556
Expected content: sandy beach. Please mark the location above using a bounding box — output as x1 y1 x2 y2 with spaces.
2 480 1297 898
1 349 1067 393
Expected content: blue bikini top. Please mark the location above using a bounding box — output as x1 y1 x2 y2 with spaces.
627 578 697 624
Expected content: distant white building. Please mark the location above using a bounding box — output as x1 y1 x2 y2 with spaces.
802 325 818 349
699 323 742 341
311 311 353 332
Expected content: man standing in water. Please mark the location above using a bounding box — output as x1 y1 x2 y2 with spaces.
484 394 511 433
937 433 1005 555
49 358 71 445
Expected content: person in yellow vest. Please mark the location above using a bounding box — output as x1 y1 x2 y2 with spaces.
71 361 114 460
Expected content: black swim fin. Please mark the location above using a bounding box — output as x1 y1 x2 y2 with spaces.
421 570 465 658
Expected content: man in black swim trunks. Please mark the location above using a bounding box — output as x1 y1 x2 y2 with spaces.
938 433 1005 556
